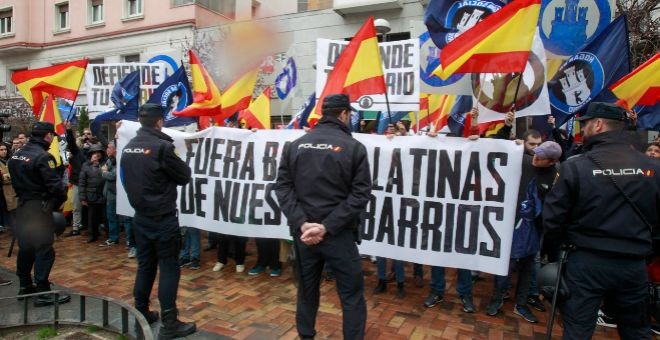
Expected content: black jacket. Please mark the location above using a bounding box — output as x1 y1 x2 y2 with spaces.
543 130 660 257
121 127 191 217
274 116 372 235
66 128 87 186
8 138 67 207
79 161 105 204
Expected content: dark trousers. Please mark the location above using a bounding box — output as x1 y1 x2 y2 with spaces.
494 254 535 306
87 203 104 241
560 250 651 340
217 234 246 265
296 229 366 339
133 213 181 311
255 238 280 269
15 200 55 289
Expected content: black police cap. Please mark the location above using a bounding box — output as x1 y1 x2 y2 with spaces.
30 122 55 136
138 103 165 118
322 94 357 112
577 102 627 121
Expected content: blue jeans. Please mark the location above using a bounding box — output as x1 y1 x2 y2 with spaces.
376 257 404 283
106 199 119 243
430 266 473 297
528 252 541 297
179 227 200 261
123 216 135 247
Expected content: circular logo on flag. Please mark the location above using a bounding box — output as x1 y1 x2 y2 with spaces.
419 32 465 87
444 0 504 44
160 82 188 121
471 51 546 114
549 52 604 114
540 0 613 57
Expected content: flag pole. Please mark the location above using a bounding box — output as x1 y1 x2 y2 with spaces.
385 90 393 125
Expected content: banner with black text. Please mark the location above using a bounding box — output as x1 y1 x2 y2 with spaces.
117 121 522 275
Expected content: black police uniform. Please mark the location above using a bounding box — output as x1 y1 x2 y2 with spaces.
543 103 660 339
121 120 191 324
275 94 372 340
8 122 68 306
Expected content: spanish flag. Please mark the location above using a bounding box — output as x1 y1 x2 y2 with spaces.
610 52 660 110
429 94 461 132
432 0 541 80
239 87 271 130
311 17 387 128
175 50 222 117
221 68 259 118
11 59 88 116
39 97 65 166
478 120 505 137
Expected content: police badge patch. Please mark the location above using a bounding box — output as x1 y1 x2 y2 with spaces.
48 160 56 169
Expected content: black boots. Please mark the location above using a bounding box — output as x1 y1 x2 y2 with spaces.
158 308 196 340
373 279 387 294
33 283 71 307
17 285 36 301
136 304 160 324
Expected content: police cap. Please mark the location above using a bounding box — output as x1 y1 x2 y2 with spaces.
322 94 357 112
30 122 55 136
577 102 627 121
138 103 165 118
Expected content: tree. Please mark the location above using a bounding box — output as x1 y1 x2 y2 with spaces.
77 106 90 135
617 0 659 67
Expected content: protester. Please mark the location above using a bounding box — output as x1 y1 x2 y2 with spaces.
543 102 659 339
646 142 660 159
64 121 87 236
0 143 17 234
17 132 27 147
180 227 201 270
101 141 122 248
10 138 20 154
79 145 106 244
213 234 247 273
249 238 282 277
275 93 371 340
8 122 69 307
121 103 196 338
374 257 405 298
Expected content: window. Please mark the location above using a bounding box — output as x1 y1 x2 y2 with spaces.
56 2 69 31
123 54 140 63
197 0 235 18
125 0 143 17
9 68 26 94
172 0 194 6
0 8 12 35
88 0 104 24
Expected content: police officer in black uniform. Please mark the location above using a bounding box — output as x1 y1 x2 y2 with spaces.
275 93 372 339
121 103 196 339
9 122 70 307
543 102 660 339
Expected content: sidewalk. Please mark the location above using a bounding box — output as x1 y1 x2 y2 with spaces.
0 231 618 339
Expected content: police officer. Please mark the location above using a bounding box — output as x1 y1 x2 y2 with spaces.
275 93 372 339
8 122 69 307
121 103 196 339
543 102 660 339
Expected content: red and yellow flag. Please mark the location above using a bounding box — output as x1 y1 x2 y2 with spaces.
433 0 541 80
176 50 222 117
38 97 65 166
239 87 271 130
310 17 387 128
478 120 505 137
429 94 460 132
610 52 660 110
221 68 259 118
11 59 88 116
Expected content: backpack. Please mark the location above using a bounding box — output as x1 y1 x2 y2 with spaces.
511 177 542 259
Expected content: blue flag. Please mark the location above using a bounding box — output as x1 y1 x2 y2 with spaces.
376 111 410 134
275 57 297 100
91 71 141 134
424 0 506 50
287 92 315 129
549 15 631 125
147 65 196 128
636 104 660 131
446 95 473 136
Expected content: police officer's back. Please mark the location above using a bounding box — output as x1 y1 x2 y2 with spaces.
121 103 195 339
8 122 69 307
543 102 660 339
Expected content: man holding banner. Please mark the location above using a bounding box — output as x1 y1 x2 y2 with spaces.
275 94 372 340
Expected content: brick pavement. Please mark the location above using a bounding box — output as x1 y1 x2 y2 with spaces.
0 231 620 339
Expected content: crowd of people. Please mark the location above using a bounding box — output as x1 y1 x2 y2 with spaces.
0 97 658 340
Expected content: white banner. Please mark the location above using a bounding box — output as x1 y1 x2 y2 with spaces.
84 63 168 114
316 39 420 112
472 30 551 123
117 121 522 275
